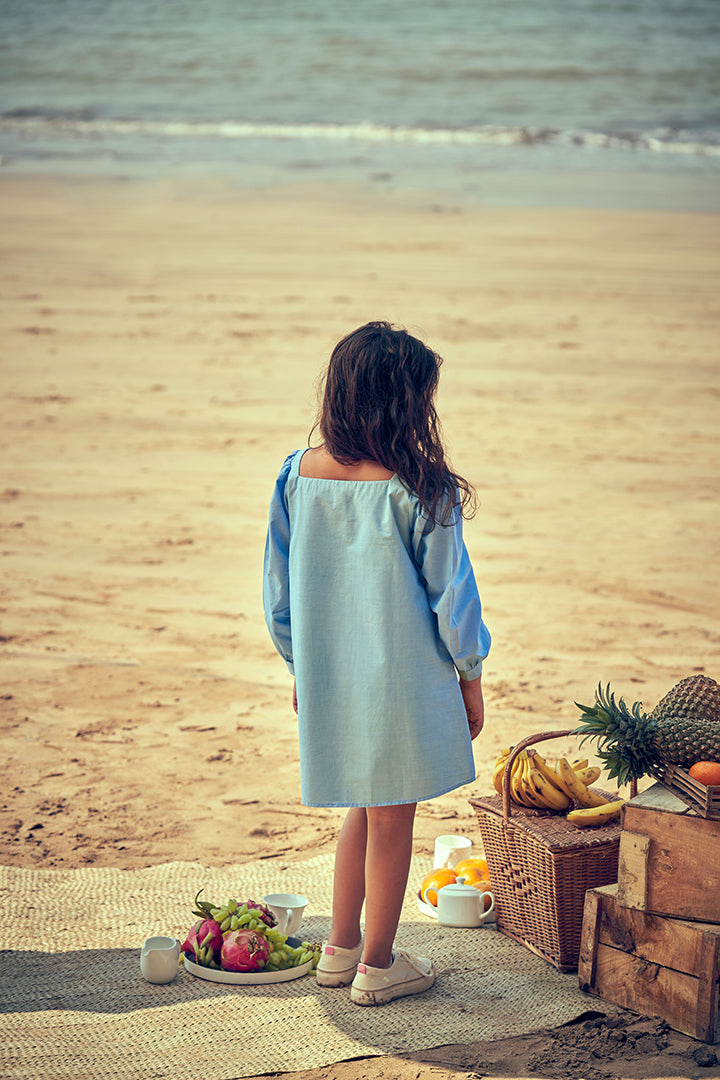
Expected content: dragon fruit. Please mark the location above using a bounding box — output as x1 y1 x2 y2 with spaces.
220 928 271 972
238 899 277 928
182 918 223 961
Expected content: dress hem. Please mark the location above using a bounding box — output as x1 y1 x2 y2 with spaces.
300 773 476 809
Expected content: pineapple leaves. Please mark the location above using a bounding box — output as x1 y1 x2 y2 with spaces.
572 681 658 786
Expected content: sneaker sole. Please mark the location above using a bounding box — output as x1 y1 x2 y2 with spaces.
315 966 358 988
350 969 435 1006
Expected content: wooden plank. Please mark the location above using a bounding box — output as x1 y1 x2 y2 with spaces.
697 933 720 1045
590 942 717 1042
578 887 603 991
621 804 720 922
597 892 720 978
580 885 720 1043
616 830 649 910
625 782 693 816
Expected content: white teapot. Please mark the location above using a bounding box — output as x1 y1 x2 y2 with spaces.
436 884 495 928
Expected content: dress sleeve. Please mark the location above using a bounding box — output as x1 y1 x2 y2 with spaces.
263 453 296 674
413 503 491 681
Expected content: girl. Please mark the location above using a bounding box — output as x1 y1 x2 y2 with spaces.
263 321 490 1006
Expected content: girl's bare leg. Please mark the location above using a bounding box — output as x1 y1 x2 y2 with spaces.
326 806 367 949
362 803 416 969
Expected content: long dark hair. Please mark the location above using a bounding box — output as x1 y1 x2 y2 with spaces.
310 321 476 526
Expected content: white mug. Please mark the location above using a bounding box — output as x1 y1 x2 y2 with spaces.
436 884 496 928
263 893 309 936
140 936 181 984
433 834 472 870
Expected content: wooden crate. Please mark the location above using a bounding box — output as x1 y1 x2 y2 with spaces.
579 883 720 1043
650 764 720 819
617 783 720 924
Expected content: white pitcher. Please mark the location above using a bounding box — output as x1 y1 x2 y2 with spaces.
140 935 182 983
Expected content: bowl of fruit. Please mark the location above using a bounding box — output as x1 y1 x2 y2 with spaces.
180 890 322 984
417 858 495 922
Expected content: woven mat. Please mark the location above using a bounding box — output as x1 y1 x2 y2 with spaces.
1 853 597 1079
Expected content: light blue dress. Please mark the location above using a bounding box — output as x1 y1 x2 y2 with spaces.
263 449 491 808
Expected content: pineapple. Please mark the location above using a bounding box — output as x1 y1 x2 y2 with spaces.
573 674 720 785
650 673 720 725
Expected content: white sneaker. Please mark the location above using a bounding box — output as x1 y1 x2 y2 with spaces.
315 935 364 987
350 949 436 1006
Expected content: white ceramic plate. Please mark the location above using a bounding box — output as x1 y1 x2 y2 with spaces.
183 936 314 984
416 892 438 919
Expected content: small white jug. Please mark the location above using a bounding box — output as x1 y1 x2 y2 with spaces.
436 884 495 928
140 936 182 984
263 893 309 937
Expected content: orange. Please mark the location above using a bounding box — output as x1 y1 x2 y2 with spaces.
454 857 490 881
470 879 494 912
419 867 456 906
454 867 488 889
688 761 720 787
455 876 496 911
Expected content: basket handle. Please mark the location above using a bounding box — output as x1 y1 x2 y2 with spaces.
501 730 576 821
500 729 637 819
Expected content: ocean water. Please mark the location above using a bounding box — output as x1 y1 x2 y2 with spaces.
1 0 719 207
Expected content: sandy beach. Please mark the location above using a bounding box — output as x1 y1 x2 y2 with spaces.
1 173 719 1078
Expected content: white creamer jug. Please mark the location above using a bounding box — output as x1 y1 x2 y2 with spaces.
140 935 182 983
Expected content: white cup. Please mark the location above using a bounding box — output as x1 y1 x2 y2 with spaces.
436 883 496 928
140 936 181 984
433 834 472 870
263 893 309 937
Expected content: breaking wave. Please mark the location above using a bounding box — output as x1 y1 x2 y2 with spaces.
2 113 718 158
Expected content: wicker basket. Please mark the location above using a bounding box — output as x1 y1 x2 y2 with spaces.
468 730 622 973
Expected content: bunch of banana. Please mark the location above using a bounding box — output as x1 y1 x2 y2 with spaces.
574 765 602 786
492 747 514 795
552 757 610 808
525 753 571 811
492 748 567 811
549 756 625 826
491 748 611 814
